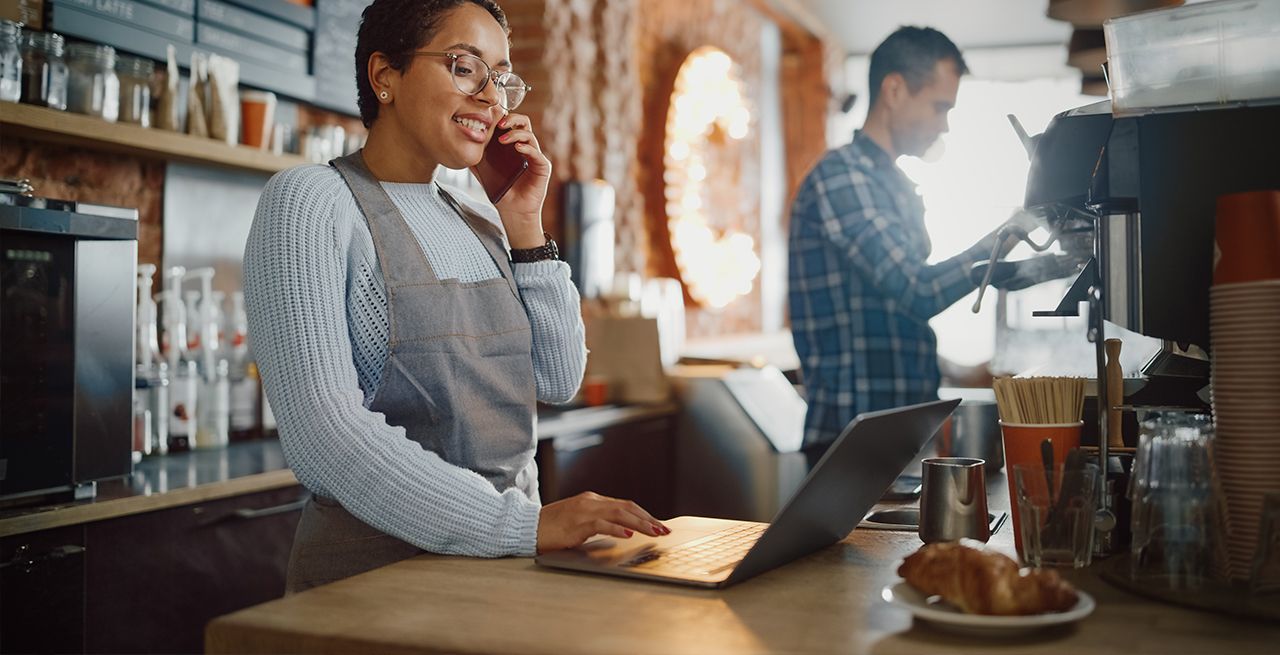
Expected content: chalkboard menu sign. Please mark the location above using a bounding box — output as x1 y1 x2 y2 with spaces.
311 0 371 115
46 0 371 115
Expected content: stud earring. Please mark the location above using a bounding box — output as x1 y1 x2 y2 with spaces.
379 91 389 100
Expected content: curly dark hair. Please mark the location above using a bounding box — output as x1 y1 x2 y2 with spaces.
868 26 968 109
355 0 509 127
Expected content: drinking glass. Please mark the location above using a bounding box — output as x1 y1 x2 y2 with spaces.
1127 412 1225 589
1014 463 1098 568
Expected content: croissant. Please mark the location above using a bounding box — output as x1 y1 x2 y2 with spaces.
897 539 1079 615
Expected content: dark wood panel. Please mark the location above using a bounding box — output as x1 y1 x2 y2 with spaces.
0 525 87 654
83 485 304 654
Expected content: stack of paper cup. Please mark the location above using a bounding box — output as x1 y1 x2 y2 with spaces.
1208 190 1280 580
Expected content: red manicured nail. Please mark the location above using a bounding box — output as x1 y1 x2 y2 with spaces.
624 529 634 537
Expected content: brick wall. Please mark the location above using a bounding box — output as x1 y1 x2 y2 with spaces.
507 0 832 337
1 140 166 268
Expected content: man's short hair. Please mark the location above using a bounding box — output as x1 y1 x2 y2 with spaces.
868 26 968 109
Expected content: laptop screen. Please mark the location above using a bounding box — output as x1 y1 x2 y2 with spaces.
726 398 959 584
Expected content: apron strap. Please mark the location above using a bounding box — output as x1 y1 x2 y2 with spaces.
436 187 522 302
330 151 439 287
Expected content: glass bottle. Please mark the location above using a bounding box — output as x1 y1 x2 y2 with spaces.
0 20 20 102
116 54 154 127
19 30 67 110
66 42 118 121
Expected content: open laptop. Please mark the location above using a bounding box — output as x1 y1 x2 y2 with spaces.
535 398 960 588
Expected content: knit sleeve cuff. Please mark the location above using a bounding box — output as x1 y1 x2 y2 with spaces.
511 259 570 285
500 493 542 557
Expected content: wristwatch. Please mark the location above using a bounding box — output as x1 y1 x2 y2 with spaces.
510 232 560 263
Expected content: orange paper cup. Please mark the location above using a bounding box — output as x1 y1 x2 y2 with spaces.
240 90 277 150
1214 190 1280 286
999 421 1083 559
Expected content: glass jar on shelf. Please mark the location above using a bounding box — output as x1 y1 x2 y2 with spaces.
116 54 154 127
19 29 67 110
0 20 20 103
66 42 118 122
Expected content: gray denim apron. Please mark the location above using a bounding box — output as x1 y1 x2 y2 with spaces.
284 151 538 593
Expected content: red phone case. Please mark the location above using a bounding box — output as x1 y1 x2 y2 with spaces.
474 127 529 204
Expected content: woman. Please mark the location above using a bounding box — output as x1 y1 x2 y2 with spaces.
245 0 667 593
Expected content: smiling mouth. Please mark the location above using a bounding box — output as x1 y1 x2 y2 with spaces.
453 116 490 141
454 116 487 131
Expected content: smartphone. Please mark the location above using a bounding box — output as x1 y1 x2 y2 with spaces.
472 126 529 204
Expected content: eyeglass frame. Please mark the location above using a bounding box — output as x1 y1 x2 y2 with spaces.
411 50 532 111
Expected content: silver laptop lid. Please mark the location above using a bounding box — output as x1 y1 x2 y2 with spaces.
726 398 959 584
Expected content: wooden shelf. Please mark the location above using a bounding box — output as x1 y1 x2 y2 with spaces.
1 102 309 175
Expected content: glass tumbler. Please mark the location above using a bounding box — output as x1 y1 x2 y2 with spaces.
1127 412 1226 589
1014 463 1099 568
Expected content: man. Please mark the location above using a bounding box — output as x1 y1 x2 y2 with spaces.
788 26 1036 449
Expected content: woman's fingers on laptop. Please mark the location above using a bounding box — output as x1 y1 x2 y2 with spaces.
585 494 663 537
537 492 669 553
592 519 632 540
619 499 670 536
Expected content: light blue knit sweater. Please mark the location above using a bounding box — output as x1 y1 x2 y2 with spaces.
243 164 586 557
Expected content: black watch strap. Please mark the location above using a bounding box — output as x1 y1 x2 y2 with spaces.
510 232 560 263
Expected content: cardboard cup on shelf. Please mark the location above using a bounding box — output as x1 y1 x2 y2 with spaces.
1214 190 1280 286
240 90 278 150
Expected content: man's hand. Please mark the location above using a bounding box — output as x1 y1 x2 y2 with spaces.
938 356 994 388
997 209 1050 256
1004 208 1048 236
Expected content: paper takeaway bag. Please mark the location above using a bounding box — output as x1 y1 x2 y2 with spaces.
583 315 671 404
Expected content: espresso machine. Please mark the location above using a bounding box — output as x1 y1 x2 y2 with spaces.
1020 98 1280 547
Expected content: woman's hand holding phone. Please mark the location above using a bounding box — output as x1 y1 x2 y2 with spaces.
480 112 551 250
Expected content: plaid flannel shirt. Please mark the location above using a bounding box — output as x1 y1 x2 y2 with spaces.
788 131 996 446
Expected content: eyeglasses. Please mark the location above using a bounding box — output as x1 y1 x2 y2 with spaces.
413 51 531 112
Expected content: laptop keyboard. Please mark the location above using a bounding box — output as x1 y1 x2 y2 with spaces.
621 523 767 575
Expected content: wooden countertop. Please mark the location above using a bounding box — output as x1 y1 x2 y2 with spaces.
0 403 678 538
206 504 1280 655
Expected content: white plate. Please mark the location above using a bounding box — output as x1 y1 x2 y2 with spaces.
880 581 1095 637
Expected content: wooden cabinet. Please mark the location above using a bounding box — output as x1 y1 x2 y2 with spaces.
82 485 306 654
0 484 305 655
0 526 87 654
536 416 676 519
